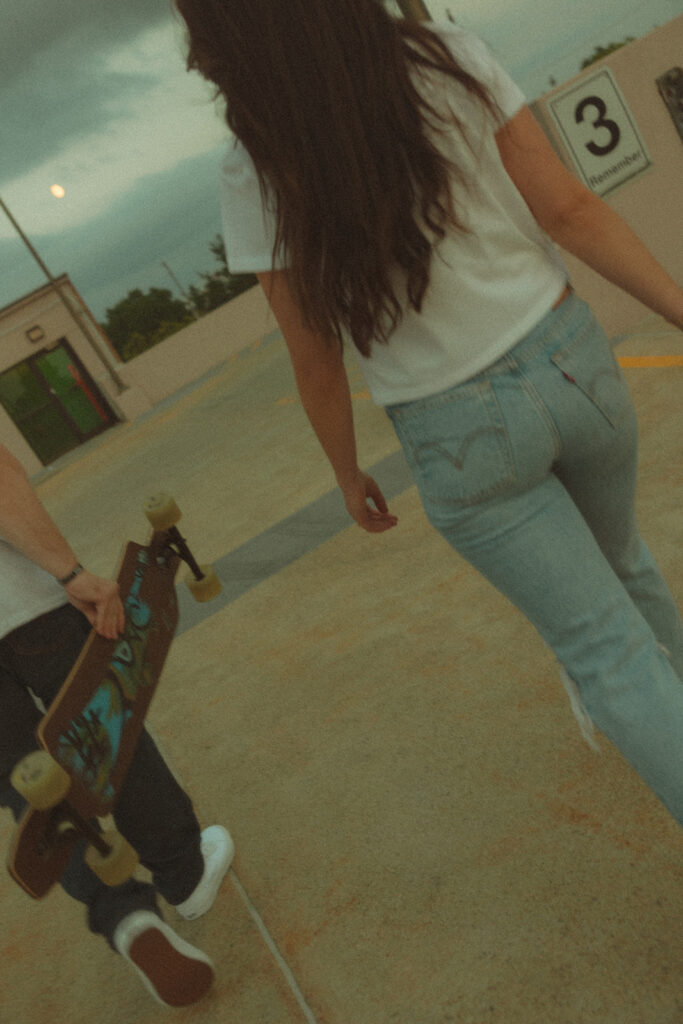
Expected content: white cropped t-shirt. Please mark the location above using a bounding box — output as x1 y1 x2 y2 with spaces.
219 23 568 405
0 540 67 640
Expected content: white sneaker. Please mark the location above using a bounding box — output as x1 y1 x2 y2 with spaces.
174 825 235 921
113 911 214 1007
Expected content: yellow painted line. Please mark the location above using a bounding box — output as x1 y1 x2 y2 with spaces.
618 355 683 368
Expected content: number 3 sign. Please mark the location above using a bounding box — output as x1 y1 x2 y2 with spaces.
548 68 652 196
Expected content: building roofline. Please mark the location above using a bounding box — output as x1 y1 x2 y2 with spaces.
0 273 71 320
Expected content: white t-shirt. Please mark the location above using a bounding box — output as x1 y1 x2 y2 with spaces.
0 540 68 640
219 23 568 405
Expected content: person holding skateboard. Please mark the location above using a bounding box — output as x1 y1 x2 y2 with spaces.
175 0 683 827
0 444 234 1008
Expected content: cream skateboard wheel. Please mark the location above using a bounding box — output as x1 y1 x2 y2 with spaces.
185 565 222 603
144 493 181 531
11 751 71 810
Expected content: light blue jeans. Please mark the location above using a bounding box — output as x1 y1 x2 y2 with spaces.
387 291 683 827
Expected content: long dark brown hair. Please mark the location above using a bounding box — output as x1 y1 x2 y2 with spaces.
175 0 497 356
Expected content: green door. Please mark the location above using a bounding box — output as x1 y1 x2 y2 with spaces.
0 342 116 465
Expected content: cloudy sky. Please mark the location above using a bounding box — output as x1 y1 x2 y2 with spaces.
1 0 680 322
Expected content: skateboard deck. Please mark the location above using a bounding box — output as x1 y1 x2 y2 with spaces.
7 806 81 900
40 537 180 819
8 501 219 899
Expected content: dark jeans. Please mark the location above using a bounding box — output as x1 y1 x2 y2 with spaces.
0 604 204 948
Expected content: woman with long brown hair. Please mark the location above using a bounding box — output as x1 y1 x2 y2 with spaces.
175 1 683 828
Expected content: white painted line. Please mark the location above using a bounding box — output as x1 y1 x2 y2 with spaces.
144 726 319 1022
229 872 320 1024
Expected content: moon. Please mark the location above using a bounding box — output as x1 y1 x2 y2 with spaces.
50 184 66 199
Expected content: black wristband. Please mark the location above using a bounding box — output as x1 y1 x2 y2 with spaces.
57 563 85 586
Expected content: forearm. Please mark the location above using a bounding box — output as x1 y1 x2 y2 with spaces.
292 358 360 487
552 193 683 328
257 271 361 485
257 269 395 531
496 108 683 328
0 448 79 579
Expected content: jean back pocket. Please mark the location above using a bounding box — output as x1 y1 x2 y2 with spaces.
390 381 515 511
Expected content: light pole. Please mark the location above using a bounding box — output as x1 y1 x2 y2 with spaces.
161 260 201 320
0 195 127 393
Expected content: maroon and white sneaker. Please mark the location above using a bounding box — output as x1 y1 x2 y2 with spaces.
113 911 214 1007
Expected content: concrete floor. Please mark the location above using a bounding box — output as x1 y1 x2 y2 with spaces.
1 311 681 1023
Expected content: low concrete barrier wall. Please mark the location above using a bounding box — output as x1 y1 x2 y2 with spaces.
531 17 682 335
117 284 278 412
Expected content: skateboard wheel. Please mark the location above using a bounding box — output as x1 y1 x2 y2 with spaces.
11 752 71 810
144 493 181 531
85 830 140 887
185 565 222 603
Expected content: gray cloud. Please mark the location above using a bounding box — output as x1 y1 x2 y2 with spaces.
0 145 227 319
1 0 176 184
2 0 172 83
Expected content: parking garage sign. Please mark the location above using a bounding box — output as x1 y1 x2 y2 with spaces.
549 68 652 196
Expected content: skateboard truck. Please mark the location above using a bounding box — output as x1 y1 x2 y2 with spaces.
143 493 221 602
161 524 206 582
10 750 140 891
42 800 109 859
11 754 105 853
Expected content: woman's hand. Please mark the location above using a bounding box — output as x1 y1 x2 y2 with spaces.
339 470 398 533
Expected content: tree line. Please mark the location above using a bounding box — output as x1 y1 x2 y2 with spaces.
100 236 257 362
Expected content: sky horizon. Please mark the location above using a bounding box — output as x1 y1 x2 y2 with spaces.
1 0 681 323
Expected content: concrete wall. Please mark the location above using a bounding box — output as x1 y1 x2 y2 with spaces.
117 283 277 409
531 16 682 334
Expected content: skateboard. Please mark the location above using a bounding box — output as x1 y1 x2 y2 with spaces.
7 494 221 900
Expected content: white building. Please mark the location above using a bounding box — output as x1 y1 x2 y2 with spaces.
0 275 123 471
